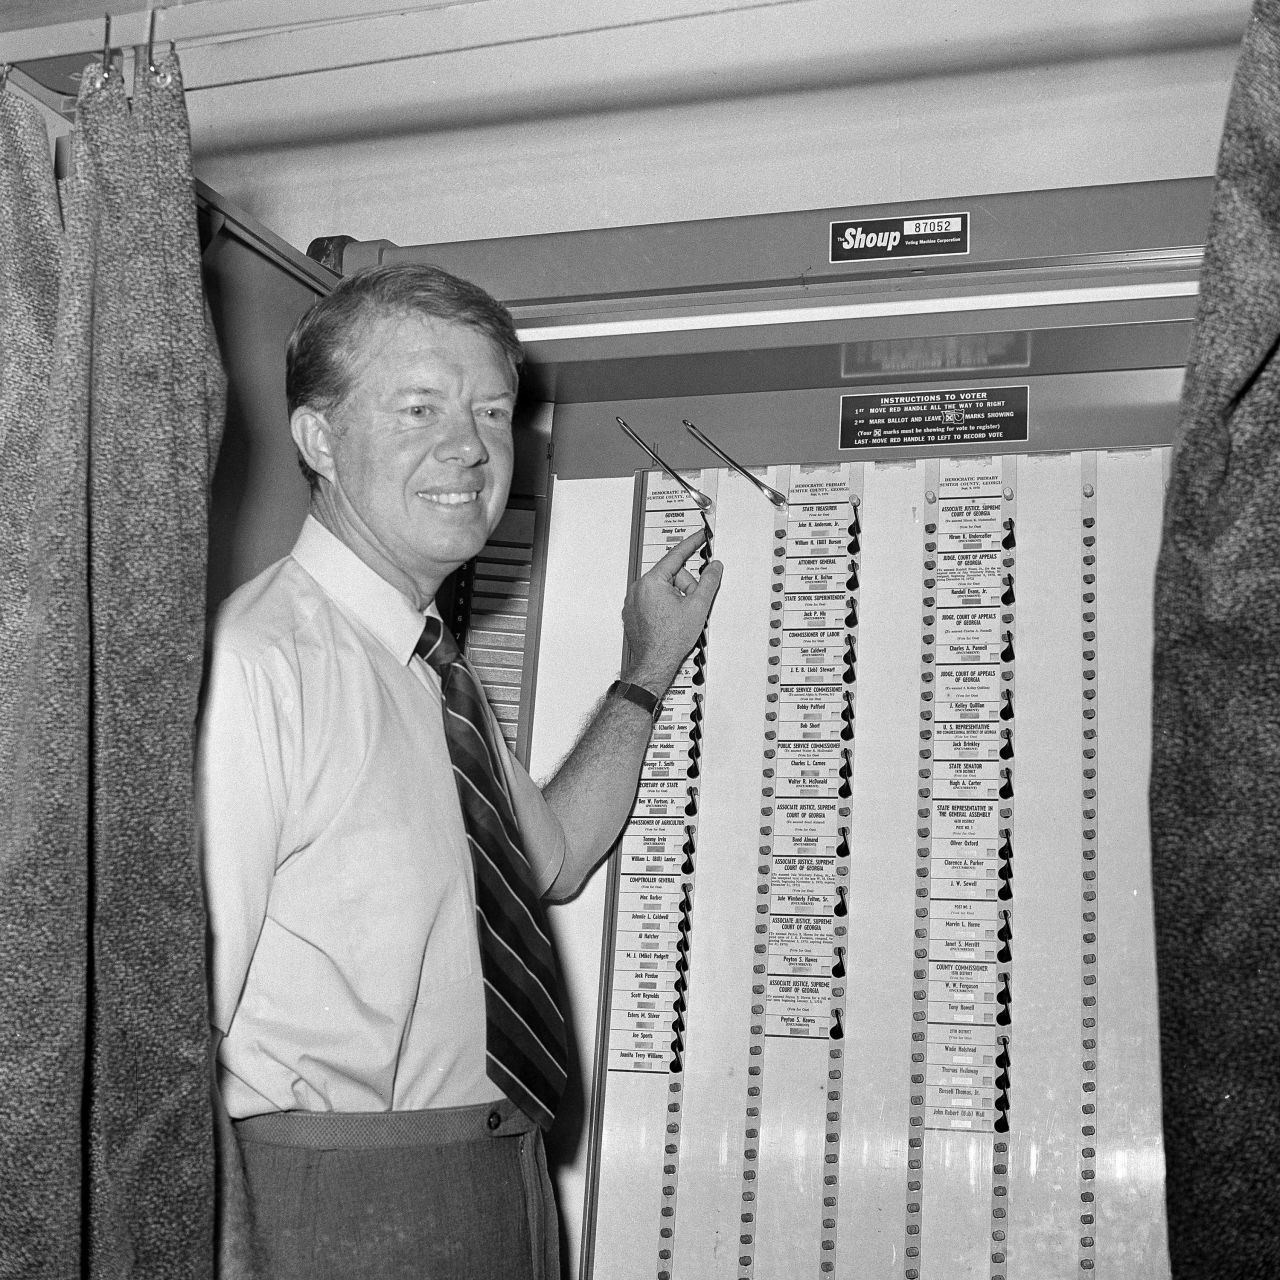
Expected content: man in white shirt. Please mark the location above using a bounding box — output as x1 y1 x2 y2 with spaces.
198 263 720 1278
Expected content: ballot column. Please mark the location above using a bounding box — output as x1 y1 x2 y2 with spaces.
908 456 1018 1280
744 463 862 1280
586 469 717 1280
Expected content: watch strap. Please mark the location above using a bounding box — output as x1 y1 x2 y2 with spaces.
607 679 663 720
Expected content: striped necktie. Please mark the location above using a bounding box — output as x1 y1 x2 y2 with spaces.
415 615 568 1130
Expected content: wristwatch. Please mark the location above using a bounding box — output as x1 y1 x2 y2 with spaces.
608 679 664 721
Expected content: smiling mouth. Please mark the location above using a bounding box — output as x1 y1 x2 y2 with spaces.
417 491 480 506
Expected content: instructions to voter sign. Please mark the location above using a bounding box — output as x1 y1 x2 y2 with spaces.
840 386 1029 450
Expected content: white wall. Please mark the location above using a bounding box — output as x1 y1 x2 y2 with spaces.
181 0 1248 253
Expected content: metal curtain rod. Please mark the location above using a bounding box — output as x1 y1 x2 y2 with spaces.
0 1 821 97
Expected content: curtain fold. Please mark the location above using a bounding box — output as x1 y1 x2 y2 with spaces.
0 50 226 1278
0 82 83 1280
1150 1 1280 1276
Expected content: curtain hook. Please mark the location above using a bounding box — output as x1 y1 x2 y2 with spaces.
96 11 115 84
146 8 174 86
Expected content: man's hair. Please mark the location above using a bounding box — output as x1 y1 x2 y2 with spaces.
286 263 524 489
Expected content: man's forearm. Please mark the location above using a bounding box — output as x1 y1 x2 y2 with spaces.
542 691 656 900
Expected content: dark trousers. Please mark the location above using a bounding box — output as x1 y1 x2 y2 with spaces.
234 1100 560 1280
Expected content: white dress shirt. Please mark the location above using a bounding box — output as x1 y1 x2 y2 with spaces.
198 517 566 1118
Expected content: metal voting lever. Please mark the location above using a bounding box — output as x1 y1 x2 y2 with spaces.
681 419 787 509
615 417 713 513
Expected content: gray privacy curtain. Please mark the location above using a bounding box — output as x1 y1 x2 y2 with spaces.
0 51 225 1278
0 75 78 1279
1151 1 1280 1276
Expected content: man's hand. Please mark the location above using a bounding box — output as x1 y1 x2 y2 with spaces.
542 526 723 898
620 527 724 695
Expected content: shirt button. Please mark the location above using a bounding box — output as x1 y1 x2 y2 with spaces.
487 1109 502 1131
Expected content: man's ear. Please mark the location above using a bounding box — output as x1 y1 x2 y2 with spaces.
291 407 338 483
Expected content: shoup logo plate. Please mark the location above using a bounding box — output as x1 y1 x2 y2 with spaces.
830 212 970 263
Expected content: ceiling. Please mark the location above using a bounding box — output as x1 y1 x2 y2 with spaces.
1 0 1254 162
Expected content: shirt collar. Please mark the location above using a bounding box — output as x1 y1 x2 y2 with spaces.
291 516 432 666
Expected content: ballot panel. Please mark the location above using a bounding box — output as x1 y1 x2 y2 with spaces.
536 444 1169 1280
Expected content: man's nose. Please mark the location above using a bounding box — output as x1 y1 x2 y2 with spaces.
434 405 489 464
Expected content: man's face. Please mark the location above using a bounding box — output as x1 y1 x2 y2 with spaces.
309 311 518 602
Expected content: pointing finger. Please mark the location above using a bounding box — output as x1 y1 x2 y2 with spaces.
688 558 724 605
651 528 711 580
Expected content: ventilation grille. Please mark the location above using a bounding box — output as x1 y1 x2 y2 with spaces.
457 503 538 752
